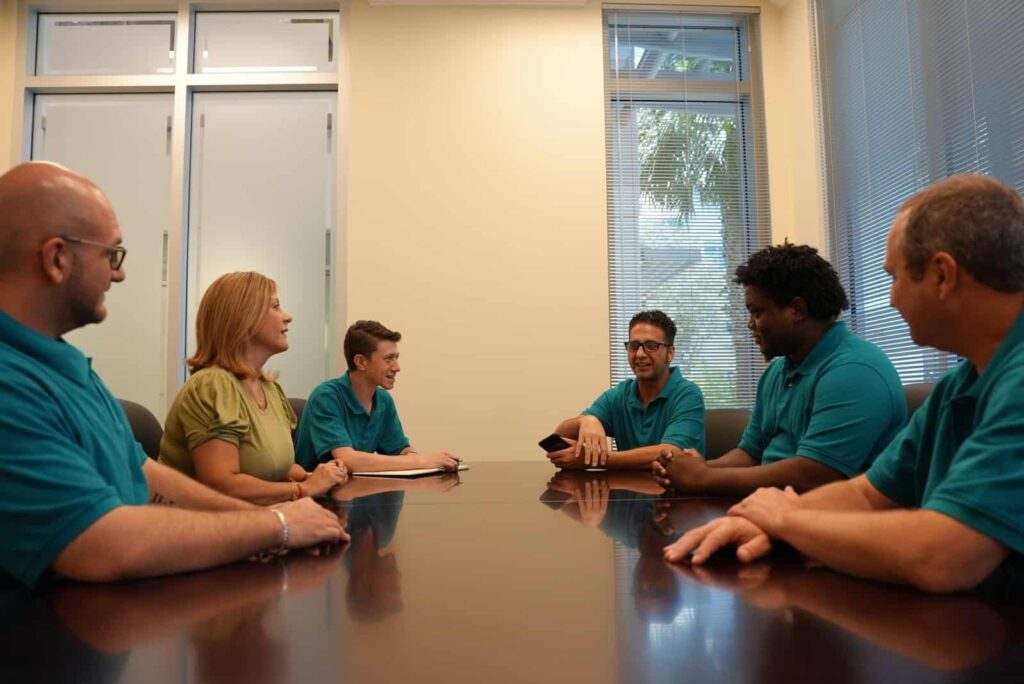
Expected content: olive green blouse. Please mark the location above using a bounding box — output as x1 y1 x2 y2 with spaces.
159 366 297 482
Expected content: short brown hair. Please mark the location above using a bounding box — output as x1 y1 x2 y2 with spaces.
900 174 1024 292
187 271 278 379
344 320 401 371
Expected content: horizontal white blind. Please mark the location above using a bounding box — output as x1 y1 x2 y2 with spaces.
604 10 772 409
815 0 1024 383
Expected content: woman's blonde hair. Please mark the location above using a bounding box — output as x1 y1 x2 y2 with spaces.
187 271 278 379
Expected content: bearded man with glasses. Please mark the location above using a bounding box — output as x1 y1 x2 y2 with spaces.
546 309 705 471
0 162 346 588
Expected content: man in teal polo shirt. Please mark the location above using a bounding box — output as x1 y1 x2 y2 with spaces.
666 174 1024 593
654 243 906 495
295 320 459 473
546 310 705 470
0 162 346 587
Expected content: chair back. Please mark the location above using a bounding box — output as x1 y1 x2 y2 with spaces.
288 397 307 424
903 383 933 419
117 399 163 459
704 408 752 460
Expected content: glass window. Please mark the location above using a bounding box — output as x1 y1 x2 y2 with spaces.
188 92 337 400
36 13 176 75
815 0 1024 382
604 10 771 408
193 12 338 74
32 94 174 416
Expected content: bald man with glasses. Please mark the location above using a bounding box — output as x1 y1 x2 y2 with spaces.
545 309 705 471
0 162 347 587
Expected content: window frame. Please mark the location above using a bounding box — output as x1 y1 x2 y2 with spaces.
8 2 349 414
602 7 772 409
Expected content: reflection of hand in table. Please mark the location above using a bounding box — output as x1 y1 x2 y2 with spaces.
331 472 461 502
50 549 342 654
547 470 664 496
671 560 1011 671
573 479 610 528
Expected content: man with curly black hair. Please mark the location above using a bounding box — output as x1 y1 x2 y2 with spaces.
547 310 705 470
654 242 905 495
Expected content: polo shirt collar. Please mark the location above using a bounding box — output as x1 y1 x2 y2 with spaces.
785 321 849 379
628 366 681 408
339 372 375 416
0 309 92 386
960 308 1024 400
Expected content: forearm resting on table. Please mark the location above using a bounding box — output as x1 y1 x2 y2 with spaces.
196 470 300 506
796 475 899 512
706 448 757 467
700 456 846 495
772 506 1009 592
53 505 283 582
330 446 421 472
607 444 683 469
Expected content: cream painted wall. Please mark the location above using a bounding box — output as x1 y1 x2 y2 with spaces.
345 0 823 460
765 0 824 249
0 1 16 160
0 0 823 461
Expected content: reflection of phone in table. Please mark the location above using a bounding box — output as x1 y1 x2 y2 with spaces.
539 489 572 510
538 433 572 452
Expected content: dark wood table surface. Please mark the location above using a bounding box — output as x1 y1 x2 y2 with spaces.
3 461 1022 683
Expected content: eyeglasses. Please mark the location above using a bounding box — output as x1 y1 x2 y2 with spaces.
60 235 127 270
624 340 671 353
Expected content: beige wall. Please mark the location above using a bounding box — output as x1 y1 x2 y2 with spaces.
0 1 15 160
0 0 823 461
345 0 823 459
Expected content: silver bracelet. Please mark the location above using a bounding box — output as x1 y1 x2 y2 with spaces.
270 508 289 551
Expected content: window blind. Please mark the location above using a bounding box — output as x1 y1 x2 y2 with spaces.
814 0 1024 383
603 8 772 409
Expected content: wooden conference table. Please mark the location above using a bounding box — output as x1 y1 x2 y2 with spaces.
2 461 1021 684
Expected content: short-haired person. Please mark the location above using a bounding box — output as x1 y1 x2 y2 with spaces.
547 310 705 470
665 174 1024 593
159 272 348 504
0 162 345 586
295 320 459 473
654 244 906 495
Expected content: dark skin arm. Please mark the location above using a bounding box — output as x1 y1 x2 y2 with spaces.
653 450 845 496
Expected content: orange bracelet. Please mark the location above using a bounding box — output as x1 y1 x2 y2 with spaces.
295 482 305 498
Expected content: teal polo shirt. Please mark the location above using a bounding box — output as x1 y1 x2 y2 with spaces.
0 311 149 587
738 322 906 476
294 372 410 469
581 367 705 454
867 310 1024 557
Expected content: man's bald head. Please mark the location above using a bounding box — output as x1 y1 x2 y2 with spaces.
0 162 115 275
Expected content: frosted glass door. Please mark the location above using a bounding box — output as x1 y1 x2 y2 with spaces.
32 93 173 418
188 91 337 400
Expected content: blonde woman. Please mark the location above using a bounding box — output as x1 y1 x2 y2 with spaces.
159 272 347 504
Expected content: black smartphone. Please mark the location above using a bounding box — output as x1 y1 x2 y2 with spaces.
538 433 572 452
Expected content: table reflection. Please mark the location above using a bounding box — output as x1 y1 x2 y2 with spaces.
621 496 1024 683
0 550 342 684
327 473 459 623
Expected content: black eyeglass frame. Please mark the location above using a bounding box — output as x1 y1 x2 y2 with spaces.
60 234 127 270
623 340 672 353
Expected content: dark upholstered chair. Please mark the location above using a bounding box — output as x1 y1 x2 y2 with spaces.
903 383 933 419
118 399 163 459
704 408 752 460
288 398 307 447
288 397 307 424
